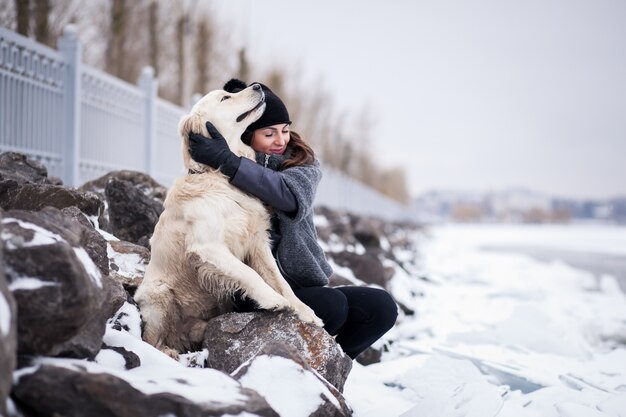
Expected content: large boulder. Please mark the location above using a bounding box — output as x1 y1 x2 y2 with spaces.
104 179 164 247
203 311 352 392
79 170 167 204
2 207 107 357
0 152 53 184
0 152 103 216
0 217 17 417
233 342 353 417
79 170 167 235
11 363 279 417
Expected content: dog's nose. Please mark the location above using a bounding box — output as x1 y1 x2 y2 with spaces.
251 83 261 91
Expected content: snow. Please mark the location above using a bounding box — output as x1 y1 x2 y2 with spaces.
107 243 146 280
9 222 626 417
344 223 626 417
236 355 339 417
1 218 64 249
0 292 11 336
73 247 103 288
8 277 59 291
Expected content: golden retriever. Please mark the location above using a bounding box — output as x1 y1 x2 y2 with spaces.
134 84 323 357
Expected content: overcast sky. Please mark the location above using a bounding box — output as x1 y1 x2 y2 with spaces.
212 0 626 199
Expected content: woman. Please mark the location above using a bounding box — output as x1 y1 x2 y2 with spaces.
188 79 398 359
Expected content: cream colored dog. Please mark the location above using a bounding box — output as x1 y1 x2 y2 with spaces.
134 84 323 357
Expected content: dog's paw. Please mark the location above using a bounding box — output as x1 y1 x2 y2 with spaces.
161 347 180 360
295 304 324 327
257 293 291 311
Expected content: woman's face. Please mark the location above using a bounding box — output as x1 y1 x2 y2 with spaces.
250 123 291 155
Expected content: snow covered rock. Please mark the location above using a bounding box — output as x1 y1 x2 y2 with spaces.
104 178 164 247
1 207 113 358
0 231 17 417
12 363 278 417
233 342 353 417
203 311 353 392
107 239 151 292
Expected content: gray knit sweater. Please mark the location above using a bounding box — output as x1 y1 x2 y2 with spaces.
254 151 333 288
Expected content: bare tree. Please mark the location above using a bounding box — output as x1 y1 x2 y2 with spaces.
237 48 250 83
15 0 29 35
33 0 50 45
148 0 159 75
105 0 127 79
193 16 211 95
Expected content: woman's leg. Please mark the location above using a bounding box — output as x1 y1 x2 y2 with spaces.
293 286 349 336
333 286 398 359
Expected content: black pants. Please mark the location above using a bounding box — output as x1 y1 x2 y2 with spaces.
234 286 398 359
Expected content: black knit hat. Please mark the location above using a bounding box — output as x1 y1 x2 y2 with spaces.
223 78 291 145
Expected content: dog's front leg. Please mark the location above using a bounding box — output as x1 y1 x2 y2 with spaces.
190 243 292 312
247 242 324 327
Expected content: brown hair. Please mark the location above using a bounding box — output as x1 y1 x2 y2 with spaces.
241 129 316 169
282 130 315 169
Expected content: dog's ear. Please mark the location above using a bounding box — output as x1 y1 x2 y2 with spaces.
179 114 206 170
178 114 205 139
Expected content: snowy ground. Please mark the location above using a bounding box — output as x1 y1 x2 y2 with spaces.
345 223 626 417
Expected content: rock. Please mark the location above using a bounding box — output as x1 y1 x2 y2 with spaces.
233 342 353 417
53 274 127 359
0 217 18 417
0 152 52 184
0 153 103 216
2 208 106 357
11 364 279 417
80 170 167 234
99 344 141 370
330 250 389 288
355 346 383 366
0 180 103 216
80 170 167 204
104 179 163 247
353 217 384 249
203 311 352 392
61 206 110 276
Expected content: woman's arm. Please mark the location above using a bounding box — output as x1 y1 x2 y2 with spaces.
230 158 297 213
188 122 297 213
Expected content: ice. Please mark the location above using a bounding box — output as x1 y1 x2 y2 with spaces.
345 224 626 417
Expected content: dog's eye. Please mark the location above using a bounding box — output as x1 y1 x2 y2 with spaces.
221 96 231 102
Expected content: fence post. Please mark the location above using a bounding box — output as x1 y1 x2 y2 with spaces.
138 66 157 177
58 25 81 187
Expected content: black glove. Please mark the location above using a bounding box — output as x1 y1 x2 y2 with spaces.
188 122 241 178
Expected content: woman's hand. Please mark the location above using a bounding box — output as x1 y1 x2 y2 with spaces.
188 122 241 178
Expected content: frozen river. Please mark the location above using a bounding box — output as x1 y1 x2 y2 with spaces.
346 222 626 417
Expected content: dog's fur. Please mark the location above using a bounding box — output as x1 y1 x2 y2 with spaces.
134 85 323 356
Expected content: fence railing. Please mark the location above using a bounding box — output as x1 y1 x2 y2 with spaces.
0 25 414 222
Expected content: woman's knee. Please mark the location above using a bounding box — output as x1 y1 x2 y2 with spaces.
374 289 399 330
338 286 398 329
294 286 348 335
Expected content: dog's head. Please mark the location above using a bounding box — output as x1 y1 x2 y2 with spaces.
179 84 266 172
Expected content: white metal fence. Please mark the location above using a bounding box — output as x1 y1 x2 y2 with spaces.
0 26 414 222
